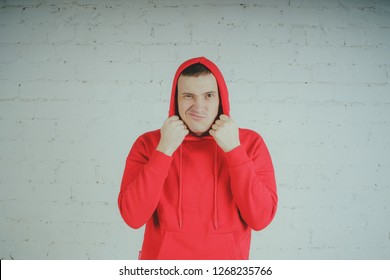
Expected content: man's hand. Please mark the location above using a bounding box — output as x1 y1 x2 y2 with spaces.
157 115 189 156
209 114 240 152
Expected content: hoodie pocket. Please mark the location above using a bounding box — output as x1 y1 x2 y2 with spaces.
156 231 242 260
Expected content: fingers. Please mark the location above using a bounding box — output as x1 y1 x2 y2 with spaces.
167 115 180 125
173 119 187 131
211 123 219 131
165 116 188 134
211 120 222 131
214 119 224 126
181 123 188 134
158 116 189 156
167 115 185 127
217 114 232 124
212 115 232 130
209 115 240 152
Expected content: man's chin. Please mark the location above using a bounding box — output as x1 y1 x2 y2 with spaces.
188 126 210 137
190 131 210 137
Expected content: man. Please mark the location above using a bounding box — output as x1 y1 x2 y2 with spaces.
118 57 277 260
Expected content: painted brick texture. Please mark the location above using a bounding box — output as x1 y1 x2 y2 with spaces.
1 0 389 259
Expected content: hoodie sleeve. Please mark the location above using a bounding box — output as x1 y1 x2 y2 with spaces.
224 130 278 231
118 133 173 229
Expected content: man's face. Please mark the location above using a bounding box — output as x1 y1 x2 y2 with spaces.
177 73 220 136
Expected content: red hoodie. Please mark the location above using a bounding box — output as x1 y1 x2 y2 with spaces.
118 57 277 260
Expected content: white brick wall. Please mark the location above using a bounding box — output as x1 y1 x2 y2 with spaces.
1 0 389 260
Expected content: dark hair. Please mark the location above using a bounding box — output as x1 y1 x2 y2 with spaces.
180 63 212 77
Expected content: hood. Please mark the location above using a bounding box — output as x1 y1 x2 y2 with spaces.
168 57 230 118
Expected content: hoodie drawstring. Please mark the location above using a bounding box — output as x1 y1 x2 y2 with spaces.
178 145 183 228
213 143 219 230
177 142 219 230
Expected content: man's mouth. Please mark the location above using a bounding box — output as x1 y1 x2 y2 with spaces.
188 112 206 121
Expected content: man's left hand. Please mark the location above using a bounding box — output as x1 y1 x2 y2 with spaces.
209 114 240 153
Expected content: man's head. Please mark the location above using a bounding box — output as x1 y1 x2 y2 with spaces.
177 63 220 136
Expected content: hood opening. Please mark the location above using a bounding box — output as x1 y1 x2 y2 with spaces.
169 57 230 119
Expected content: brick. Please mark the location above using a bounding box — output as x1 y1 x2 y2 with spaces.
73 22 153 44
0 23 47 43
20 5 60 25
238 6 283 25
305 26 345 47
142 6 187 24
18 43 55 63
76 61 152 82
152 22 191 44
0 6 22 25
0 119 24 140
181 5 224 25
220 44 296 64
333 84 390 104
95 43 140 63
312 63 387 84
0 80 20 99
331 46 387 66
228 81 257 101
231 62 272 82
139 45 176 62
281 7 323 26
0 44 19 64
344 27 376 47
271 63 311 83
0 100 36 120
258 82 335 104
175 43 219 64
370 9 390 28
47 24 76 44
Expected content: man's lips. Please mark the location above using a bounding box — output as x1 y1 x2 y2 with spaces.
188 112 206 120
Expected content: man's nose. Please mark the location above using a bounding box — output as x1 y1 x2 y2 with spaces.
192 97 205 111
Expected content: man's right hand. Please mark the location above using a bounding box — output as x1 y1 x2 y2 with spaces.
156 115 188 156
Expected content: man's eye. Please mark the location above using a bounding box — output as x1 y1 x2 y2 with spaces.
206 94 215 99
183 94 192 99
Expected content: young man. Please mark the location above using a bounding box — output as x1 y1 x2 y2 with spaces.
118 57 278 260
